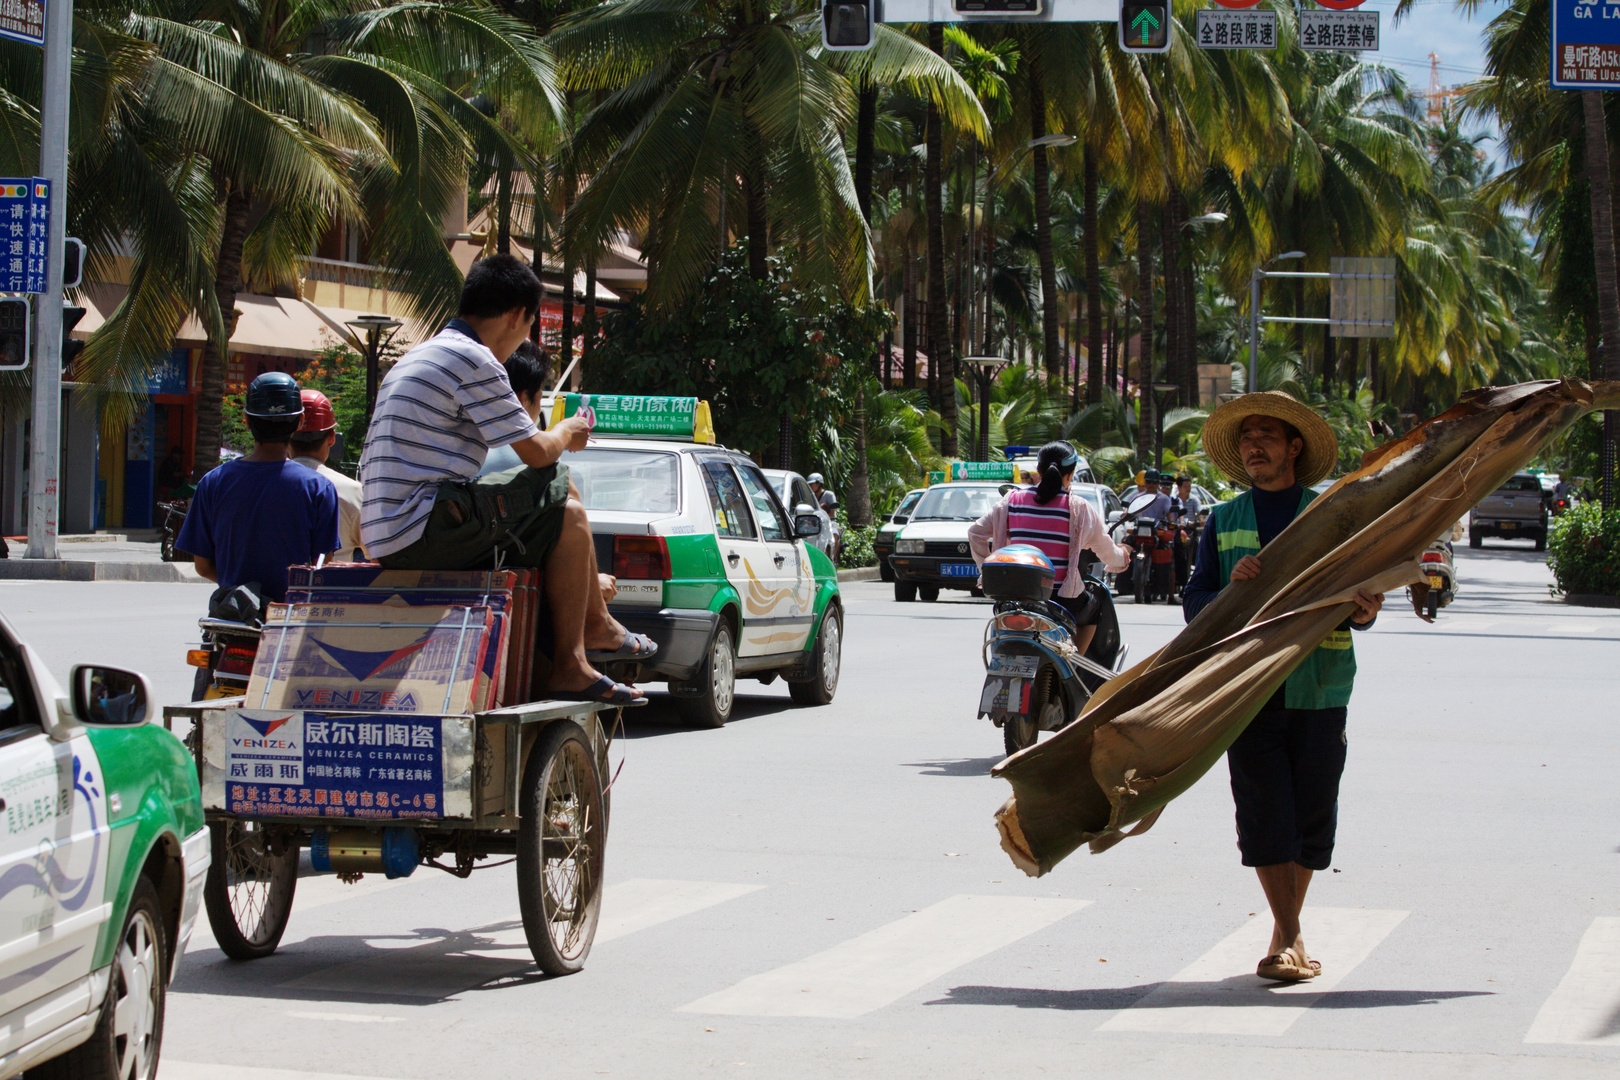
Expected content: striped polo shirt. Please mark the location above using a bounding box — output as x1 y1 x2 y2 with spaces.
359 322 539 558
1006 488 1073 585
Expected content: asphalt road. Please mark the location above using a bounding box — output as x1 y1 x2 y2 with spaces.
4 540 1617 1080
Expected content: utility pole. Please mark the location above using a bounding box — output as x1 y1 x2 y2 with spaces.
26 0 71 559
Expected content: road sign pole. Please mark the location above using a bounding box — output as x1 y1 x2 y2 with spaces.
1247 268 1261 393
26 0 70 559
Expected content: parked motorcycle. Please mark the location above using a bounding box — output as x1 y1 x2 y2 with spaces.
157 499 190 562
977 545 1130 756
1409 538 1457 621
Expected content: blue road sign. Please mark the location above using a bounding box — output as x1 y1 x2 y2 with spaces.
0 177 49 294
1552 0 1620 90
0 0 44 47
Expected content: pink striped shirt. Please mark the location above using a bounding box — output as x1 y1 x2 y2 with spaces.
1006 489 1077 584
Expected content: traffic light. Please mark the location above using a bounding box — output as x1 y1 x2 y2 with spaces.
0 297 28 372
1119 0 1170 53
821 1 873 50
61 304 85 376
62 237 84 290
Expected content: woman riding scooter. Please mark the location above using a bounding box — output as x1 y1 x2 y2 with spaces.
967 442 1135 653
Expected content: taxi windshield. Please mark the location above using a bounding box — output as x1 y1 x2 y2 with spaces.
562 448 680 513
911 486 1001 522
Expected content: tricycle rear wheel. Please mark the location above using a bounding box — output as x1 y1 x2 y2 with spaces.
203 820 298 960
518 720 605 976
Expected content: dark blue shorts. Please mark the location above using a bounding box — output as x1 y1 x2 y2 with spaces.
1226 706 1348 871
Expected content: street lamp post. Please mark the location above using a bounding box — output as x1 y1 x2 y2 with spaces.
345 314 404 435
962 356 1009 462
1247 251 1305 393
1151 381 1179 470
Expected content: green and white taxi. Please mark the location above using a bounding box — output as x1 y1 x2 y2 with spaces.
553 394 843 727
0 614 208 1080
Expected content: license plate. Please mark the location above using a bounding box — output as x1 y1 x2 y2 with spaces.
989 655 1039 677
1500 521 1517 529
1427 576 1443 589
940 562 978 577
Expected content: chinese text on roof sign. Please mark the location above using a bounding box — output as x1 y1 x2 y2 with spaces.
552 393 716 442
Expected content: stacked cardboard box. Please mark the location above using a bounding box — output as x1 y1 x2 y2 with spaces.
240 566 539 715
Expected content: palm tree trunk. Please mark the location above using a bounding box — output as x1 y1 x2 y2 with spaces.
496 164 512 255
1084 149 1103 404
1583 89 1620 509
560 168 577 382
1181 248 1197 404
1135 201 1155 469
581 258 597 393
1031 59 1060 384
848 80 878 528
904 227 917 389
927 22 957 457
193 185 252 481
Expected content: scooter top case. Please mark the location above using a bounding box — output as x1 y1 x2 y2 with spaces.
982 545 1056 602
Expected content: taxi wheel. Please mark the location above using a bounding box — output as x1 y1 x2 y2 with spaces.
33 877 167 1080
879 559 895 582
789 605 842 706
894 581 917 603
675 622 735 728
204 820 298 960
919 586 940 603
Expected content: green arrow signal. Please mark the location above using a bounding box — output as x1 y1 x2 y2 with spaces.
1130 6 1161 45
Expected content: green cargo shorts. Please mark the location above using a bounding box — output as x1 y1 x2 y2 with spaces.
378 463 573 571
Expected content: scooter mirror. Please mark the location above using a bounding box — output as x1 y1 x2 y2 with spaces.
1127 493 1159 516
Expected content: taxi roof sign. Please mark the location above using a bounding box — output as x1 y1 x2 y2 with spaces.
551 393 715 443
951 461 1023 482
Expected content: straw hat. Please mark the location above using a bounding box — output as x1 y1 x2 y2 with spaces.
1202 391 1338 487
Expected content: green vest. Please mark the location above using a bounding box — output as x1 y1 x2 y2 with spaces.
1209 488 1356 710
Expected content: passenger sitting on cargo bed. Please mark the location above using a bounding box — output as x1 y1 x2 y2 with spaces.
358 255 654 705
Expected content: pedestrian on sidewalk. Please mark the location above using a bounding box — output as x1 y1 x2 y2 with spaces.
1183 392 1382 984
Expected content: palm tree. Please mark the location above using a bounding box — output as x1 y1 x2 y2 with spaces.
38 0 563 475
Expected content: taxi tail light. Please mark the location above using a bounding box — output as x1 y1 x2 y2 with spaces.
614 535 672 580
185 648 211 669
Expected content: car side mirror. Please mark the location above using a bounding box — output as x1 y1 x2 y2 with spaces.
795 502 819 517
892 514 909 525
795 513 822 538
1107 510 1124 525
71 664 154 726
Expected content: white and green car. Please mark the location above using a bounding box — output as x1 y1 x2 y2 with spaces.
554 395 844 727
0 613 208 1080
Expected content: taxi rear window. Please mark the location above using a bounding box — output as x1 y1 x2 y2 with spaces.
564 449 680 513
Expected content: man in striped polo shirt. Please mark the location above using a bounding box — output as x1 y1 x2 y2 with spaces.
359 255 646 704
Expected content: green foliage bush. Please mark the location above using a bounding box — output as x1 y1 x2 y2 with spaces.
1546 500 1620 597
834 507 877 569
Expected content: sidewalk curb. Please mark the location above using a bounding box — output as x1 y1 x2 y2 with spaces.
0 559 206 583
836 566 880 583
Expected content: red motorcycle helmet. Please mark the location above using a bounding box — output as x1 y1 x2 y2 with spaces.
297 389 337 436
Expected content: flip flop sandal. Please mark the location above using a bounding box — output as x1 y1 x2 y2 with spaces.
554 675 647 706
1256 953 1318 982
587 632 659 661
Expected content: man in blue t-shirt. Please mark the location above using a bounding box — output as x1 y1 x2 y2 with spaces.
178 372 339 605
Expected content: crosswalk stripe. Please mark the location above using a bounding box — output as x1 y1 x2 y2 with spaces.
1524 917 1620 1045
677 894 1089 1020
279 879 763 995
460 878 765 959
163 1063 400 1080
1098 906 1408 1036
